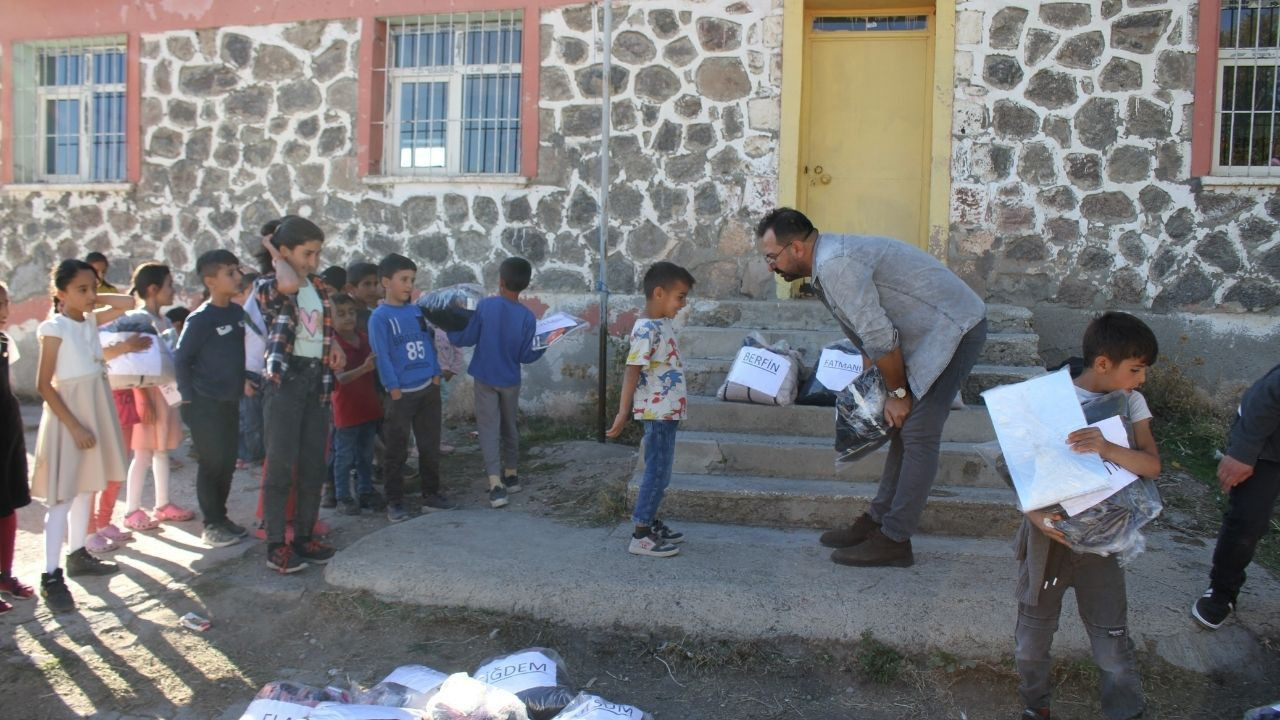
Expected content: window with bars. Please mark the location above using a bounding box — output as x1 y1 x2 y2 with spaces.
382 12 523 177
1216 0 1280 176
10 39 127 184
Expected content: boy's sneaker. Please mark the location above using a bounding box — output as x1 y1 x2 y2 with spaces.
387 502 410 523
0 573 36 601
1191 588 1234 630
359 490 387 511
652 519 684 544
422 493 457 511
339 498 361 516
266 544 307 574
65 547 120 577
293 538 336 565
40 570 75 613
629 532 680 558
502 475 522 494
202 524 241 548
223 519 249 537
489 486 509 509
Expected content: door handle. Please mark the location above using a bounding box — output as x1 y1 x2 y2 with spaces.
820 174 832 184
814 165 824 174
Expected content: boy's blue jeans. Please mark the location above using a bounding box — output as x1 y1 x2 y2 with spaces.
632 419 679 526
333 420 378 503
238 374 265 463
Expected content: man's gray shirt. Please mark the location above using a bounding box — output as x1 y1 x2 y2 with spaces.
811 233 987 400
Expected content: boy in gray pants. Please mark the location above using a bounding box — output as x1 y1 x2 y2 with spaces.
447 258 545 508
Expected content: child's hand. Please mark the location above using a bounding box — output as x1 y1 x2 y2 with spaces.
1217 455 1254 493
1025 509 1071 547
244 379 256 397
328 343 346 372
71 423 97 450
261 233 280 259
125 335 153 353
605 411 629 439
361 353 377 371
1067 427 1109 456
389 388 403 401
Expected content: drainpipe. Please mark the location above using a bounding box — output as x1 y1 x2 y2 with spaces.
596 0 613 443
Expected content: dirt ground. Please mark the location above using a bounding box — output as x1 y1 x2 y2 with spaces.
3 411 1278 720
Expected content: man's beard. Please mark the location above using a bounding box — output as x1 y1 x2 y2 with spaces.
774 269 801 282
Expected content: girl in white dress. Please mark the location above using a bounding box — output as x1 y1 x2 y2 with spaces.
31 260 150 612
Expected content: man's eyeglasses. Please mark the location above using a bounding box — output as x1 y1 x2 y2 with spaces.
763 230 815 266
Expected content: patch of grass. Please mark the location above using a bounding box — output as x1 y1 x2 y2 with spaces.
592 477 630 525
856 631 904 684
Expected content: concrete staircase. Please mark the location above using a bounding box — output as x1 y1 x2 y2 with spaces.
626 299 1045 539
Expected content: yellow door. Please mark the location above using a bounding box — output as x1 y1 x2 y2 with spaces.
800 13 933 248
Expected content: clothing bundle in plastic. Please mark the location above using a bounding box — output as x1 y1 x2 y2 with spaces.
716 333 805 406
417 284 485 332
422 673 530 720
1053 477 1162 565
356 665 450 709
473 648 574 720
551 693 652 720
101 310 175 389
796 340 863 407
531 312 588 351
834 365 893 463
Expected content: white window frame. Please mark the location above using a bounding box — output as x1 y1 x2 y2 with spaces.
383 12 523 178
1212 1 1280 178
26 43 127 183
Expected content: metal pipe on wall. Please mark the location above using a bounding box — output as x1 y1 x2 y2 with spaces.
596 0 613 443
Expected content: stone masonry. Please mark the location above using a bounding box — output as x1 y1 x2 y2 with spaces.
950 0 1280 313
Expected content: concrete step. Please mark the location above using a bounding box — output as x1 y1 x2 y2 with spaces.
629 472 1020 538
678 328 1042 367
666 431 1005 488
682 395 995 442
683 298 1034 334
683 358 1043 403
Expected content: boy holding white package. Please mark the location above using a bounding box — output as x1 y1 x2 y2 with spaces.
1014 311 1161 720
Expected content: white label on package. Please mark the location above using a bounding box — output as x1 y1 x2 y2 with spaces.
560 696 646 719
158 382 184 407
1059 414 1141 516
101 331 165 378
308 704 425 720
382 665 448 694
238 698 312 720
815 348 864 391
982 368 1112 512
473 650 557 692
725 346 789 397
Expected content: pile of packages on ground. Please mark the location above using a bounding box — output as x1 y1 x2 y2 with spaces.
240 648 651 720
716 333 893 465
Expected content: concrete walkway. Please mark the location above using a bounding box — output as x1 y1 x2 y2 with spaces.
325 511 1279 676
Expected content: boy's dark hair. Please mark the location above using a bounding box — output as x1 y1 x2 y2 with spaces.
499 257 533 293
85 251 108 265
196 249 240 279
346 261 377 285
755 207 817 244
643 261 696 299
165 306 191 325
378 253 417 279
320 265 347 290
330 292 356 308
1083 311 1159 366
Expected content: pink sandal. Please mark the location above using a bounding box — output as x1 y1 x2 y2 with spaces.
84 532 120 554
153 503 195 523
124 509 160 531
99 524 135 543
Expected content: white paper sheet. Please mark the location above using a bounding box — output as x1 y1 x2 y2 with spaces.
158 382 184 407
815 347 864 391
1058 414 1140 516
725 346 790 397
100 331 166 377
532 312 587 350
982 368 1112 512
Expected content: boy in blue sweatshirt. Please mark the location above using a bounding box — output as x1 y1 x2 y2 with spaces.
447 257 545 509
368 254 455 521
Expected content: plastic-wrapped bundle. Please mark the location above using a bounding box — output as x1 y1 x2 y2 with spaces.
417 284 485 332
357 665 449 709
473 648 574 720
1245 702 1280 720
255 680 342 706
551 693 652 720
102 311 160 336
309 704 429 720
716 334 805 406
422 673 530 720
796 340 862 407
1054 477 1162 565
101 310 176 389
239 698 313 720
834 365 893 463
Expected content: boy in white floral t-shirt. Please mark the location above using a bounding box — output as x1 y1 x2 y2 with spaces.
607 262 696 557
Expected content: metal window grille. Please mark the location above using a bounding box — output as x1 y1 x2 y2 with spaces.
382 11 523 177
1215 0 1280 176
812 15 929 32
11 37 127 183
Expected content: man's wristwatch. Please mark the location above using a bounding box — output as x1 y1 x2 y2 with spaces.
888 387 908 400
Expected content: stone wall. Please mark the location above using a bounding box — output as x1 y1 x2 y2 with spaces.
949 0 1280 314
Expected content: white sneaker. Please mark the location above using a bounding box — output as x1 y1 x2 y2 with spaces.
628 533 679 558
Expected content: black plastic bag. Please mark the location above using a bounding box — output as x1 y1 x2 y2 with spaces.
473 648 573 720
1054 477 1162 565
834 366 893 463
417 283 484 332
797 340 861 407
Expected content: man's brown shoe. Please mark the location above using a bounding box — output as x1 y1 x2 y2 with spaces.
830 528 914 567
819 512 880 548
